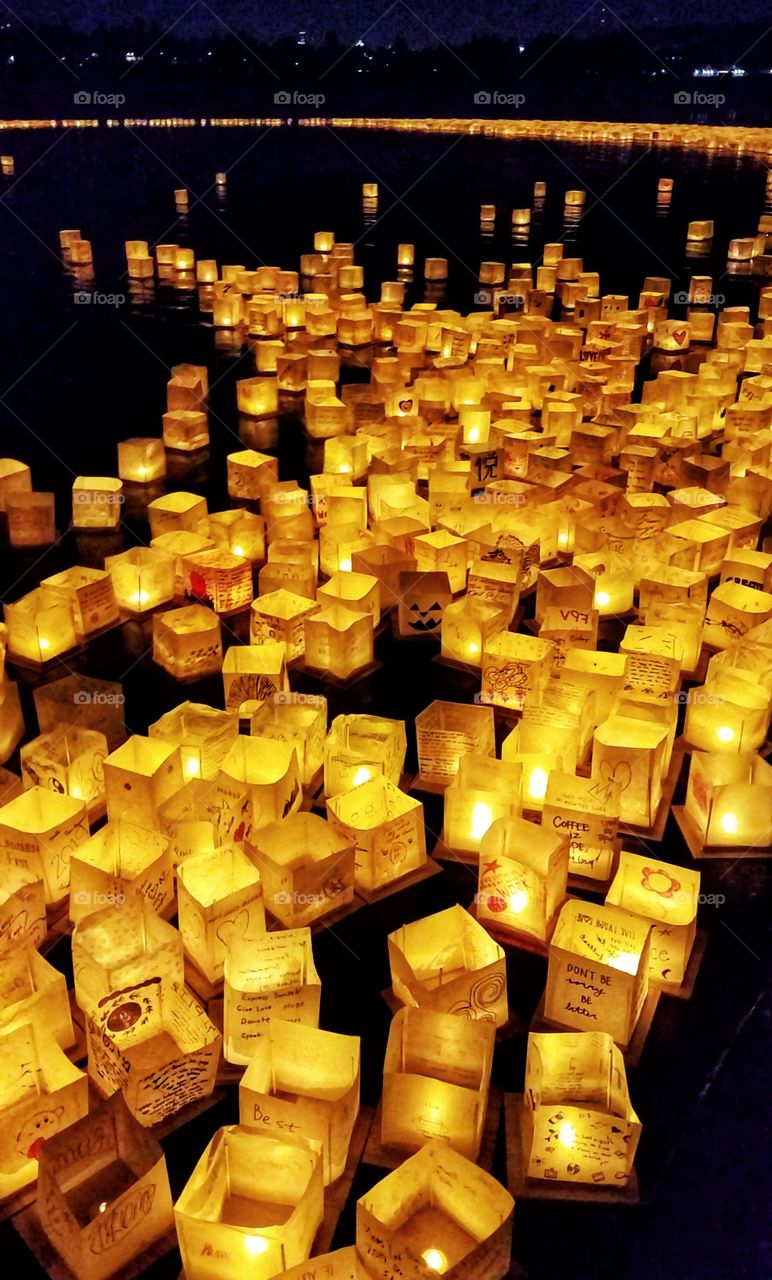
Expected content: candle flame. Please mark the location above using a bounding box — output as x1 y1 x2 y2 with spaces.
422 1249 447 1274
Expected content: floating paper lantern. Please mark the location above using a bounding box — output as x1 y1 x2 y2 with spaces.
239 1019 360 1184
149 702 238 781
236 377 279 419
105 546 175 613
69 819 173 923
0 681 24 763
683 673 770 753
153 604 223 680
389 904 508 1027
0 785 88 905
0 855 45 952
86 979 220 1126
413 530 468 594
481 632 554 712
36 1093 174 1280
685 750 772 848
162 409 209 452
0 459 31 512
416 700 495 786
249 589 320 661
0 1023 88 1200
592 716 668 827
522 1031 641 1187
249 693 327 787
20 726 107 820
224 927 321 1065
220 735 301 835
324 713 407 796
542 771 620 882
175 1127 323 1280
0 943 74 1047
424 257 448 281
103 736 182 829
40 566 120 641
33 674 125 753
178 843 265 983
304 604 374 680
440 597 505 667
210 509 266 562
476 814 568 943
117 437 166 483
250 812 355 927
227 447 278 501
72 894 184 1018
396 570 452 640
327 776 426 892
357 1140 514 1280
71 476 123 530
317 569 381 625
606 850 699 985
4 585 79 664
6 491 56 547
443 756 522 855
546 900 651 1046
147 490 208 539
222 642 288 710
181 548 253 613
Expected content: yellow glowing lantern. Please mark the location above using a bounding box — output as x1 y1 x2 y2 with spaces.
441 597 506 667
71 476 123 530
117 437 166 483
220 735 301 834
149 702 238 781
606 850 699 986
103 735 182 829
0 458 32 510
0 785 88 905
20 725 107 820
542 770 620 882
40 566 120 641
324 713 407 797
481 632 554 712
153 603 223 680
250 811 355 927
705 581 772 649
0 1023 88 1201
683 672 770 753
444 756 522 855
388 904 508 1027
415 700 495 787
546 900 651 1046
327 776 426 892
178 843 265 984
591 716 668 827
224 927 321 1065
249 693 326 787
535 565 595 625
167 364 207 411
397 243 415 267
381 1007 494 1161
147 490 208 538
175 1126 323 1280
236 376 279 418
212 289 244 327
72 894 184 1018
304 604 374 680
357 1140 513 1280
0 854 45 952
180 547 252 613
685 750 772 848
574 551 635 616
197 258 218 283
162 409 209 452
249 590 320 661
239 1019 360 1184
36 1093 175 1280
317 569 380 625
105 546 175 614
211 507 267 562
5 491 56 548
424 257 448 281
413 529 468 594
227 447 278 501
0 943 74 1047
687 219 714 242
222 642 288 710
86 979 220 1126
523 1031 641 1188
69 819 173 923
477 814 568 943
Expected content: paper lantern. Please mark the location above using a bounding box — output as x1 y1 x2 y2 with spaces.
4 585 79 664
304 604 374 680
443 756 522 855
105 547 175 614
212 290 245 328
396 570 452 640
481 632 554 712
86 979 220 1126
357 1140 514 1280
69 820 173 923
542 771 620 882
250 694 327 788
606 850 699 985
592 716 668 827
33 674 125 753
117 437 166 483
239 1019 360 1184
148 701 238 781
72 894 184 1018
324 713 407 796
424 257 448 280
522 1031 641 1188
177 843 265 984
250 812 355 927
545 900 651 1046
389 904 508 1027
574 552 635 616
209 509 266 563
40 566 120 641
36 1092 174 1280
103 736 182 829
249 590 319 661
685 750 772 848
476 814 568 944
20 725 107 820
236 377 279 419
227 447 278 501
153 604 223 680
317 570 381 626
220 736 301 834
682 675 769 753
398 243 415 267
156 779 223 868
382 1007 494 1161
71 476 123 530
0 786 88 905
327 777 426 891
439 598 504 667
181 548 253 614
0 854 45 952
175 1126 324 1280
0 681 24 763
6 491 56 547
0 943 73 1047
413 530 468 594
0 1023 88 1200
147 491 207 539
416 700 495 786
224 927 321 1065
0 457 31 510
222 642 288 711
162 409 210 452
535 565 595 626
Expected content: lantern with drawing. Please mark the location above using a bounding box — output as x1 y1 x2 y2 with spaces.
148 701 239 782
0 785 89 905
684 750 772 849
476 815 568 944
20 726 107 821
181 548 253 614
606 850 699 986
327 776 426 892
223 927 321 1066
591 717 668 827
153 604 223 681
250 812 355 928
40 567 120 641
481 633 554 712
105 547 175 614
177 843 265 984
103 736 182 829
443 756 522 855
222 642 289 711
542 772 620 883
219 736 301 833
69 820 174 923
415 701 495 787
71 894 184 1018
250 589 320 661
388 905 508 1028
0 855 45 953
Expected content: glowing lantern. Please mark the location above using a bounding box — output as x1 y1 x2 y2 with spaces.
546 900 651 1046
147 491 208 539
0 1023 88 1200
685 750 772 848
117 437 166 483
36 1093 174 1280
317 570 380 625
212 289 244 328
0 458 31 509
0 682 23 764
396 570 452 640
440 598 505 667
0 943 73 1047
72 894 184 1018
705 582 772 649
522 1031 640 1188
250 812 355 927
413 529 468 594
239 1019 359 1184
606 850 699 986
210 509 266 562
71 476 123 530
33 674 125 753
561 649 629 724
40 567 119 641
20 726 107 820
177 843 265 984
181 548 253 613
219 736 301 834
148 702 238 781
227 447 278 501
424 258 448 280
574 551 635 616
304 604 374 680
105 547 174 614
0 785 88 905
381 1008 494 1161
389 904 508 1027
153 604 223 680
175 1127 324 1280
69 820 173 923
0 855 45 952
357 1141 513 1280
86 979 220 1126
236 377 279 418
467 559 521 624
224 927 321 1065
481 632 554 712
222 642 288 711
477 814 568 944
324 714 407 796
443 756 522 855
542 771 620 882
6 492 56 547
4 585 78 664
683 673 769 753
535 565 595 625
591 717 668 827
103 735 181 829
327 777 426 892
249 693 326 788
162 409 209 452
249 589 320 661
416 700 495 787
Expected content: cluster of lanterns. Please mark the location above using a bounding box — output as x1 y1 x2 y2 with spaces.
0 169 771 1280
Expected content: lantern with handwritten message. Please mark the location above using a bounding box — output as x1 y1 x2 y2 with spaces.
606 850 699 986
481 632 554 712
147 491 208 539
105 547 175 614
476 815 568 944
177 844 265 984
224 927 320 1065
0 1023 88 1200
250 812 355 928
4 586 79 664
153 604 223 681
685 750 772 848
0 856 45 953
227 448 278 502
0 786 88 905
591 717 668 827
41 567 120 641
69 820 173 923
239 1019 359 1184
542 771 620 882
182 548 253 614
382 1007 494 1162
327 777 426 892
104 736 182 830
175 1126 323 1280
36 1092 174 1280
443 756 522 855
357 1140 514 1280
72 894 184 1019
149 702 238 782
250 590 320 661
415 701 495 787
324 714 407 796
545 900 651 1046
522 1031 641 1187
389 905 508 1027
20 726 107 820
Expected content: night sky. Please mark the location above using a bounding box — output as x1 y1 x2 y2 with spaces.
6 0 770 43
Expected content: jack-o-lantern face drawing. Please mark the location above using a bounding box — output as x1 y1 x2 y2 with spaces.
397 571 451 638
406 601 442 632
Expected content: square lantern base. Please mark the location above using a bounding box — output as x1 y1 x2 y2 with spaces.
291 658 383 688
673 805 772 861
531 986 661 1068
12 1205 179 1280
503 1093 642 1206
362 1088 502 1174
